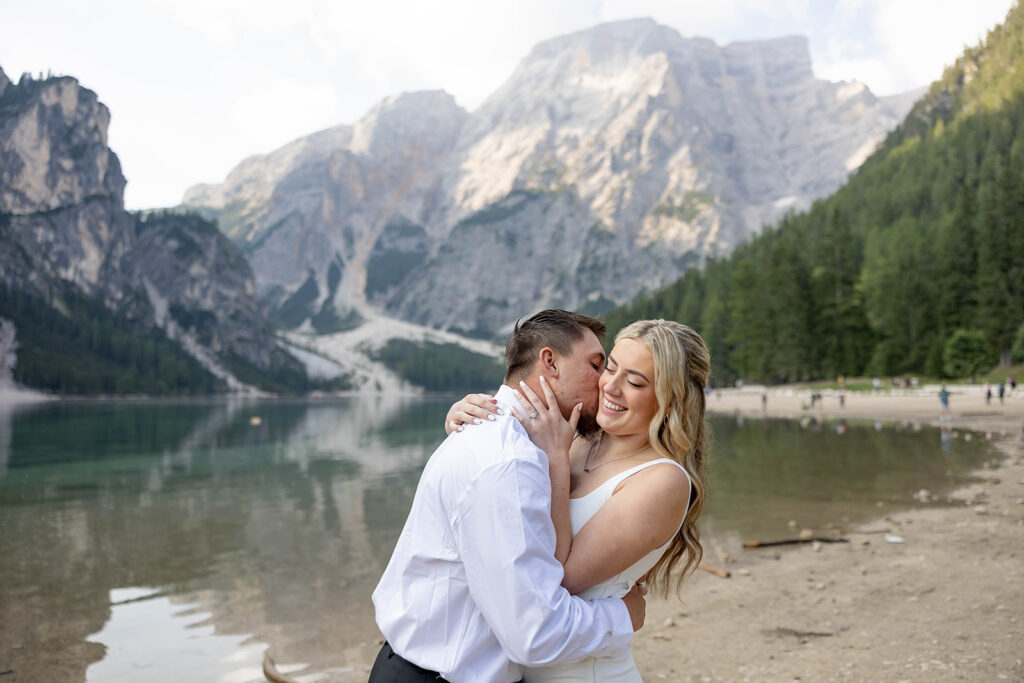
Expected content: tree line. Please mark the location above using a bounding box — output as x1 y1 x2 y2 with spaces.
0 284 224 395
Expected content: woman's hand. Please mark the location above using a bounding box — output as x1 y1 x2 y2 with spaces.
444 393 499 434
512 377 581 470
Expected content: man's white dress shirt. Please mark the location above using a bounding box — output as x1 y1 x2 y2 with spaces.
372 385 632 682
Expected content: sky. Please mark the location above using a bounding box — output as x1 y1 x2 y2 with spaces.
0 0 1015 209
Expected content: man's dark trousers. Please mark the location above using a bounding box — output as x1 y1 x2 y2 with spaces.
368 641 443 682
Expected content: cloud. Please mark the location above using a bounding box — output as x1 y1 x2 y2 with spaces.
868 0 1010 92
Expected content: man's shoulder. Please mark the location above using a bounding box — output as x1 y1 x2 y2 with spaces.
430 415 545 475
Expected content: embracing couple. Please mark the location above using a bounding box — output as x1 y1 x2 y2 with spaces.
371 310 710 682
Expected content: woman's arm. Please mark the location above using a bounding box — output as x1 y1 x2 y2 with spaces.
561 465 690 595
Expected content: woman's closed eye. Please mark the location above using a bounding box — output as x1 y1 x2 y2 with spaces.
607 363 643 387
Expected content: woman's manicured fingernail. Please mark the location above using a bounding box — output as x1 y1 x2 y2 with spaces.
487 415 496 421
456 426 464 432
473 418 483 425
495 408 504 415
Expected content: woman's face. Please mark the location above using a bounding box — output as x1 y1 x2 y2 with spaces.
597 338 659 437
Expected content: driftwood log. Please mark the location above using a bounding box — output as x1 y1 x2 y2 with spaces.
263 651 299 683
743 537 849 548
698 563 731 578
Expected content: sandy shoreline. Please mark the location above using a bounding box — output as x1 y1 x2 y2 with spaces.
628 390 1024 682
707 384 1024 435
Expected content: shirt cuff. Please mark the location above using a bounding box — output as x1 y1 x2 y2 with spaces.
604 596 635 651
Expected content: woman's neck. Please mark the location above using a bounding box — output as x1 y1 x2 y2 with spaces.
600 431 650 457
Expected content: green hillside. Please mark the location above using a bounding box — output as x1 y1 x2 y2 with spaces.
606 3 1024 385
0 282 224 395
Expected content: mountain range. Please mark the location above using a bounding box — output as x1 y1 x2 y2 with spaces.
184 19 920 340
0 18 928 393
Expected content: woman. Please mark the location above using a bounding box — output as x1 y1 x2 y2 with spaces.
445 319 710 681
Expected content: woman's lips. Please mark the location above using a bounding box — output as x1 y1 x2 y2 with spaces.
602 398 626 413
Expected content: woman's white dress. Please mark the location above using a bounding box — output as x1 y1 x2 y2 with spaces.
524 458 691 682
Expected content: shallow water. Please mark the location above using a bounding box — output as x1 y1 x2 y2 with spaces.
0 398 997 681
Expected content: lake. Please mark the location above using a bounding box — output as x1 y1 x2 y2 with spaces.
0 397 997 682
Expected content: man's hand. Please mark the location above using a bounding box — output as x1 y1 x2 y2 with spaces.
622 582 647 632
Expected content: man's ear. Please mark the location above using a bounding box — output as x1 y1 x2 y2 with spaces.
539 347 559 377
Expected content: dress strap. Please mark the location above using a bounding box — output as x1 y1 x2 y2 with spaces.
617 457 688 479
603 458 691 495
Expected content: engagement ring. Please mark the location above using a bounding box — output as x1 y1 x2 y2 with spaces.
529 412 539 419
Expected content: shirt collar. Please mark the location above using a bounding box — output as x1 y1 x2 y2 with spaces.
494 384 528 417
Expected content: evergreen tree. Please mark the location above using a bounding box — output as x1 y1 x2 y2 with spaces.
938 182 978 335
976 160 1024 363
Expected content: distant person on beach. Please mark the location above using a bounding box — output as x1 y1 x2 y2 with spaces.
998 382 1005 404
939 386 951 413
985 383 992 405
442 316 710 682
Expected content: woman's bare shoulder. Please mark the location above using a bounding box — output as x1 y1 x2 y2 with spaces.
618 459 691 500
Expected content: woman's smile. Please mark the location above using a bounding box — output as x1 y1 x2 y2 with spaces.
601 397 627 413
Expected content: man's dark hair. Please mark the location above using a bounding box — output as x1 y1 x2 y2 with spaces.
504 309 606 382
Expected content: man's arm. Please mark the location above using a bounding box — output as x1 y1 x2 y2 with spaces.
453 458 635 667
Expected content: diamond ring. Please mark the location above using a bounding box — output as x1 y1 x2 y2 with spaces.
529 412 539 419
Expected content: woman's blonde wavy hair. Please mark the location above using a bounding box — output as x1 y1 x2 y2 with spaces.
615 319 710 596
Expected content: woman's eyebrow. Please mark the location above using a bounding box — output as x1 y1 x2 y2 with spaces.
608 354 649 382
625 368 650 382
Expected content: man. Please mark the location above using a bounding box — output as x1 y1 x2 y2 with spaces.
371 310 646 682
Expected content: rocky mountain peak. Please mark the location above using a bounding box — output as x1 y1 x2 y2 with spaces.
525 17 674 62
722 35 814 85
182 124 353 223
350 90 466 158
0 67 9 97
0 72 123 215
